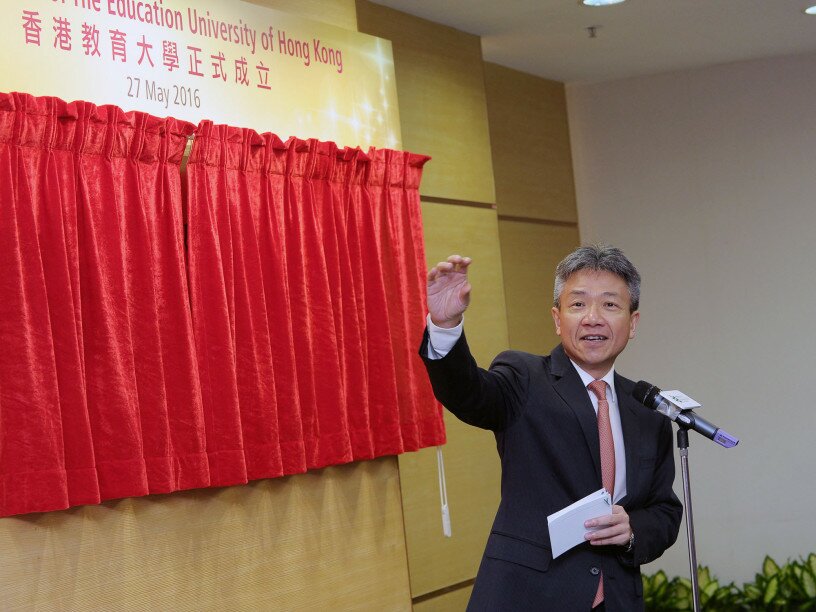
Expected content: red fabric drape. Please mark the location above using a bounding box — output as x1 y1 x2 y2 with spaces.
0 92 206 516
0 94 444 518
185 123 445 482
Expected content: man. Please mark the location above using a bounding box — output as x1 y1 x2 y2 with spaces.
421 245 682 611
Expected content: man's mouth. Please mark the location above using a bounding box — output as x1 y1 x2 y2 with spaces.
581 335 608 342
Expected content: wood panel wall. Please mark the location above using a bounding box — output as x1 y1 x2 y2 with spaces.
1 459 410 611
403 203 507 598
484 62 581 357
356 1 496 205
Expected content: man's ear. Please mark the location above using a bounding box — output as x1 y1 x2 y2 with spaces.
551 306 562 336
629 311 640 339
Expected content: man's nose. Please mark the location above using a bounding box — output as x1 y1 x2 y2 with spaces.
582 303 602 324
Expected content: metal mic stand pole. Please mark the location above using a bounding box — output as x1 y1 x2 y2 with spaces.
677 427 701 612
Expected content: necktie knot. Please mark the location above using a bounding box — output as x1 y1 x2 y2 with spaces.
588 379 607 401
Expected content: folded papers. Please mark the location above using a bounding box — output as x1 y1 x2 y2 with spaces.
547 488 612 558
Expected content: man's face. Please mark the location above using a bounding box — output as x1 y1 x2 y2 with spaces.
551 269 639 379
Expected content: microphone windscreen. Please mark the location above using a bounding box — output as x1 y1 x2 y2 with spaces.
633 380 657 406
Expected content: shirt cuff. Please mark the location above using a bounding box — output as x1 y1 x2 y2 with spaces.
426 313 463 359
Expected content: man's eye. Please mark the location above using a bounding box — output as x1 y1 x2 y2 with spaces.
572 302 585 308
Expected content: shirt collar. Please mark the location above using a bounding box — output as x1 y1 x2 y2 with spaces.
570 360 617 400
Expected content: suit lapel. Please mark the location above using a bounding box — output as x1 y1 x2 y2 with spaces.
615 374 641 507
549 345 602 483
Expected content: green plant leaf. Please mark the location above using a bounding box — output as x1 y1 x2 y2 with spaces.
640 555 816 611
698 565 712 588
653 570 667 587
764 574 780 606
743 583 762 601
674 580 691 597
764 555 781 578
803 569 816 599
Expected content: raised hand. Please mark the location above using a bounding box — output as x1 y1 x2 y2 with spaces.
427 255 472 328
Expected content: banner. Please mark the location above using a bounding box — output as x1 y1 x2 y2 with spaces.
2 0 401 148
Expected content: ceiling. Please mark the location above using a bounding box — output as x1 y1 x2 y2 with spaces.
369 0 816 83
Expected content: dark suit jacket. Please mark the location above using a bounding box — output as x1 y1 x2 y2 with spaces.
421 331 682 612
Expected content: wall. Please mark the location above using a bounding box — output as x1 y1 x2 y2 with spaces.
567 51 816 583
483 62 580 356
356 2 496 205
0 460 409 610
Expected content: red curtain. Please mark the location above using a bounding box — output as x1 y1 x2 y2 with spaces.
0 92 207 517
0 95 444 517
185 122 446 484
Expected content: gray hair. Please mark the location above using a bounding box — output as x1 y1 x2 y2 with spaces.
553 244 641 311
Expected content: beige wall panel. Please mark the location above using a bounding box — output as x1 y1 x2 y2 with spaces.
498 220 580 355
567 52 816 583
246 0 358 30
414 585 473 612
356 2 496 205
397 202 506 597
0 458 411 611
484 63 577 223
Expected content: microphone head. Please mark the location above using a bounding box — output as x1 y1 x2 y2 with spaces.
633 380 661 408
714 430 739 448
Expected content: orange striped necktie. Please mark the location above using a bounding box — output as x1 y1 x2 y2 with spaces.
588 379 615 608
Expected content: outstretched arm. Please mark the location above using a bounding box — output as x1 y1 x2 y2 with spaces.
422 255 527 431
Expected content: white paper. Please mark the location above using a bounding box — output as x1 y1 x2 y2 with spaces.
547 488 612 558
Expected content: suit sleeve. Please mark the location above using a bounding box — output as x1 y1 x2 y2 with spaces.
620 417 684 567
419 328 528 431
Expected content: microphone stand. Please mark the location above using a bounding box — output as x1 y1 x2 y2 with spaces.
676 427 701 612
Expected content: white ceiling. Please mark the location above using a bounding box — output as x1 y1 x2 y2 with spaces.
370 0 816 83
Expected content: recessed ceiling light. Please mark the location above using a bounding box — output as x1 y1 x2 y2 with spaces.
805 5 816 15
583 0 626 6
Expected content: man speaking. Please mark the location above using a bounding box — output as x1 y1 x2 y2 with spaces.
420 245 682 611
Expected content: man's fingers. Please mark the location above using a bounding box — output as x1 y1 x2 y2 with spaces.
587 533 629 546
446 255 472 271
586 524 626 539
585 506 628 528
428 256 472 282
585 524 629 545
585 514 616 528
584 505 630 546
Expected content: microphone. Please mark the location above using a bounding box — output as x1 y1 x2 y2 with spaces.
633 381 739 448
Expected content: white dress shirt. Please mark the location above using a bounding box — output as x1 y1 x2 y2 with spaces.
426 314 627 503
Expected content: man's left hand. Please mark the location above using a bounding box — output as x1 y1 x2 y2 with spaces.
584 505 632 546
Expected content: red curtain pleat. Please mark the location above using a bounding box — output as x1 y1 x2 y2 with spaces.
369 149 447 451
0 94 444 518
0 92 207 516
